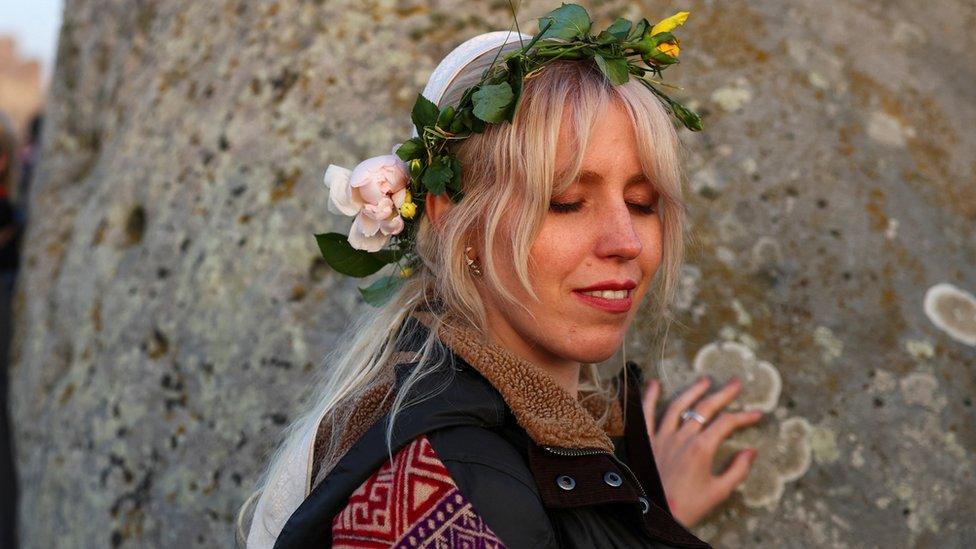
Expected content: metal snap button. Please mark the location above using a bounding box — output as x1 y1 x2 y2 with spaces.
603 471 623 487
638 496 650 514
556 475 576 491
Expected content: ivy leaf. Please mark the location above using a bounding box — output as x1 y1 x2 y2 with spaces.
422 156 453 195
537 3 592 41
594 54 630 86
315 232 392 278
410 93 439 136
358 275 403 306
596 18 631 43
395 137 424 162
472 82 514 123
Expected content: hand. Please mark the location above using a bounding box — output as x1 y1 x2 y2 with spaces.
643 376 763 528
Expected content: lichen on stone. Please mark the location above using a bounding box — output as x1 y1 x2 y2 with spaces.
692 340 781 412
923 283 976 346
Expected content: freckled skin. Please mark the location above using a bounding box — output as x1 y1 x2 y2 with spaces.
480 100 663 394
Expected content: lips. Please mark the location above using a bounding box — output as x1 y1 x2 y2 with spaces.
572 280 637 313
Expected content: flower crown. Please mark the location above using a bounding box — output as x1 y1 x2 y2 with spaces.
316 4 702 305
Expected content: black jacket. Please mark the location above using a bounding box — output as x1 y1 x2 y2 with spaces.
275 317 711 548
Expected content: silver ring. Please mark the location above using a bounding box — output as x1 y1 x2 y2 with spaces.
680 409 706 425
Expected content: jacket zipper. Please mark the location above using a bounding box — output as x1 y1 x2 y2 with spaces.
541 445 650 502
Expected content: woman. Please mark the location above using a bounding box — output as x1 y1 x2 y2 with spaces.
241 17 761 549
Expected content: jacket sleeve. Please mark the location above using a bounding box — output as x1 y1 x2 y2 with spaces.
331 433 514 548
428 426 559 549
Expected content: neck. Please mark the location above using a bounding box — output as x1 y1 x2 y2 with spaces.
483 311 581 398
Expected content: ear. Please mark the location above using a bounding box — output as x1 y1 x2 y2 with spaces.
424 192 454 229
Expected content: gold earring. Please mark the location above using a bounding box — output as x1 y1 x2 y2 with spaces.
464 246 482 276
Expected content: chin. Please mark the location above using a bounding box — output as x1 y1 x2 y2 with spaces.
561 329 624 364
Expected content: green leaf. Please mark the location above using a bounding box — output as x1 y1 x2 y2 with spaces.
358 275 404 306
436 105 456 129
447 156 462 192
671 101 704 132
457 107 486 133
596 18 631 43
314 232 393 278
472 82 514 123
537 3 591 41
629 18 649 41
410 93 439 136
395 137 425 162
593 54 630 86
422 156 453 195
373 246 406 264
505 56 525 123
605 18 632 40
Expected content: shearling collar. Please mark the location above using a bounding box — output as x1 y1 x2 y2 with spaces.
413 311 623 451
309 311 624 489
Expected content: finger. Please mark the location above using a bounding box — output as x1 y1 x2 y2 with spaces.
659 376 711 435
690 377 743 423
715 448 758 499
699 410 764 451
642 379 661 442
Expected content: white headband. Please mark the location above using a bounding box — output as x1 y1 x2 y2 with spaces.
410 30 533 139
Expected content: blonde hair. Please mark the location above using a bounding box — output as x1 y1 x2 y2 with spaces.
237 42 688 545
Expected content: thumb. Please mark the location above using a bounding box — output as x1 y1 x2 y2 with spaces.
716 448 757 498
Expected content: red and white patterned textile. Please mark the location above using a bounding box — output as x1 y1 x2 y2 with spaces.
332 436 506 548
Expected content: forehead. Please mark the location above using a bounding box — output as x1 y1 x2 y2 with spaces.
554 99 642 183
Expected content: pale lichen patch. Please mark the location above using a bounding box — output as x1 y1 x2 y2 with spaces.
923 283 976 346
810 425 841 465
693 340 782 412
899 371 946 412
813 326 844 363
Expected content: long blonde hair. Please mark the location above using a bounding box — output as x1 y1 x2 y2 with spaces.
237 41 688 544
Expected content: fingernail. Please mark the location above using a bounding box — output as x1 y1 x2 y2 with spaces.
730 377 742 387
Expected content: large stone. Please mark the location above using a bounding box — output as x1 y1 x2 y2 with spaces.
11 0 974 546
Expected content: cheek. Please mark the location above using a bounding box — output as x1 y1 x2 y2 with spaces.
637 219 665 283
528 219 588 292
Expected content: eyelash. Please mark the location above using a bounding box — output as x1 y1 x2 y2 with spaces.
549 201 657 215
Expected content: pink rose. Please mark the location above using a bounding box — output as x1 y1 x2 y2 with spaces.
324 154 409 252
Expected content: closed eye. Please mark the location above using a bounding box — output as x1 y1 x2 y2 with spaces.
549 201 583 213
628 202 656 215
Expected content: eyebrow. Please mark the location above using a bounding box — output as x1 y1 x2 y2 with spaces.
576 169 650 186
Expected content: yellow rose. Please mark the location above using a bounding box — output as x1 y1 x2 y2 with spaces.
656 41 680 58
650 11 690 36
399 266 414 278
400 200 417 219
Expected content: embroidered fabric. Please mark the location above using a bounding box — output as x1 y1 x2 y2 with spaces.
332 435 505 548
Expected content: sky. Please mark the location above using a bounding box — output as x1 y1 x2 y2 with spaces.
0 0 64 84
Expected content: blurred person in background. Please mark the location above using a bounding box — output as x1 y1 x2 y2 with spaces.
0 110 19 549
16 113 42 225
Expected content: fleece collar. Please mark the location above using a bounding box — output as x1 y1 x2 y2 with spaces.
310 311 624 488
413 311 623 452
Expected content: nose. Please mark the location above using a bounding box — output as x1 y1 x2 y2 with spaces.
594 201 643 260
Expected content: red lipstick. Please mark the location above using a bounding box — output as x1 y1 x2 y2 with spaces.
572 280 637 313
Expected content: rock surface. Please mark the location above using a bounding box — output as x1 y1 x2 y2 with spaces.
11 0 974 546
